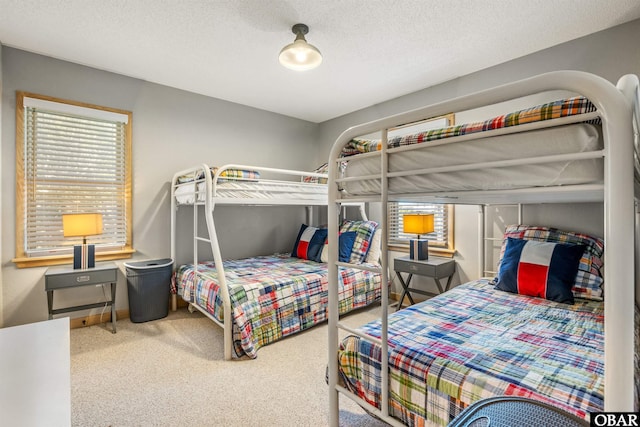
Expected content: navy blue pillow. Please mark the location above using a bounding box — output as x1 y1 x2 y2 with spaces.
291 224 328 261
337 231 357 262
317 231 358 263
494 237 585 304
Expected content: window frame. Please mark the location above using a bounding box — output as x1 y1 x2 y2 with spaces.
388 203 455 257
13 92 134 268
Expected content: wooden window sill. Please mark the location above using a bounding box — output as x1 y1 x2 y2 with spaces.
388 245 456 259
12 248 136 268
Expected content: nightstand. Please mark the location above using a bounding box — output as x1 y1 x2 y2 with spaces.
394 256 456 307
45 262 118 333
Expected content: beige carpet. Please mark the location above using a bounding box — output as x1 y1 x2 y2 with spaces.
70 305 391 426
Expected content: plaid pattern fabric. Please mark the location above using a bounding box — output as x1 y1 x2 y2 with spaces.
172 254 382 358
339 220 379 264
337 280 623 426
176 167 261 183
496 225 604 301
341 138 382 156
340 96 597 157
302 163 329 184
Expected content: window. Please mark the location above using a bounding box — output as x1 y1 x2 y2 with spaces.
388 202 454 255
13 92 134 268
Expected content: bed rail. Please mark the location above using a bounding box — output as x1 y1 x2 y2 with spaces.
327 71 639 425
172 163 328 206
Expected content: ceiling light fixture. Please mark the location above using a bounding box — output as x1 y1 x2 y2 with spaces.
279 23 322 71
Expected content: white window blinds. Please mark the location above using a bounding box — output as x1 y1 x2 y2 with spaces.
23 97 129 256
388 202 449 247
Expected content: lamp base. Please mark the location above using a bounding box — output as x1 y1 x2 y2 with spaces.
73 244 95 270
409 239 429 260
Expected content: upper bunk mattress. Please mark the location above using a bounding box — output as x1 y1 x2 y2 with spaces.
174 180 327 204
336 279 631 425
341 123 603 195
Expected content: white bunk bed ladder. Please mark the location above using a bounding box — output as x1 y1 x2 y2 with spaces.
479 204 522 278
170 164 234 360
199 166 234 360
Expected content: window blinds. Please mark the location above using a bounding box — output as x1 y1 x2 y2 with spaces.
388 202 448 247
23 101 128 256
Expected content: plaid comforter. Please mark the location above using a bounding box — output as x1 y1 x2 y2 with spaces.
341 96 597 156
173 254 381 358
337 279 628 426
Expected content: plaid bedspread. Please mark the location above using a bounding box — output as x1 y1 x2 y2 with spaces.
341 96 597 156
176 166 260 183
337 279 629 426
173 254 381 358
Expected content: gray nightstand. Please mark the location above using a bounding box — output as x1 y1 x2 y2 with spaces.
394 256 456 307
45 262 118 333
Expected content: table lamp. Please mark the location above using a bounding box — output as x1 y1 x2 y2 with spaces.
403 213 434 260
62 213 103 269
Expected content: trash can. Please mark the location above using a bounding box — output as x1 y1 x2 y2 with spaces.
124 258 174 323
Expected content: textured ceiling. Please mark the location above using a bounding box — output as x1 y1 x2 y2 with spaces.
1 0 640 123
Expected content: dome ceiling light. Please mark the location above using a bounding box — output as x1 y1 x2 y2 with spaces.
278 23 322 71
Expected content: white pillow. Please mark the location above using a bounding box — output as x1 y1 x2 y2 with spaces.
320 241 328 263
365 228 382 264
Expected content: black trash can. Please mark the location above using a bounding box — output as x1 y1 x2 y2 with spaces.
124 258 174 323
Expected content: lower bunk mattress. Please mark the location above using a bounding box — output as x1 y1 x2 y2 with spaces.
337 279 639 425
173 254 382 358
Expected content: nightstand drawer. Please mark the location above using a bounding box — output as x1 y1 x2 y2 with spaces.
394 257 455 279
45 268 117 290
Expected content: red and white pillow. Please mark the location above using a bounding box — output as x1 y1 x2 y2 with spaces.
291 224 327 261
496 225 604 301
494 238 585 304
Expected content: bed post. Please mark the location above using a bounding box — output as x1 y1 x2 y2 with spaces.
478 205 484 278
618 74 640 309
205 166 234 361
327 157 341 427
305 205 313 225
636 200 640 308
602 74 636 411
171 171 178 312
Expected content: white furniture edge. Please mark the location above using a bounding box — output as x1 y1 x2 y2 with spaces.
0 317 71 426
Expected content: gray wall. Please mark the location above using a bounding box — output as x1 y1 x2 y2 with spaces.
1 48 318 326
317 19 640 293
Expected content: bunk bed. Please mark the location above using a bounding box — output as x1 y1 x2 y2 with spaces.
326 71 640 426
170 164 383 359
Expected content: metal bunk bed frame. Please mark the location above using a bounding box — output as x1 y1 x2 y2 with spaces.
327 71 640 426
170 163 329 360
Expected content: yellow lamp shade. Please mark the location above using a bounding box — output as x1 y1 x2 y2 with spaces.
403 214 434 236
62 213 103 238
